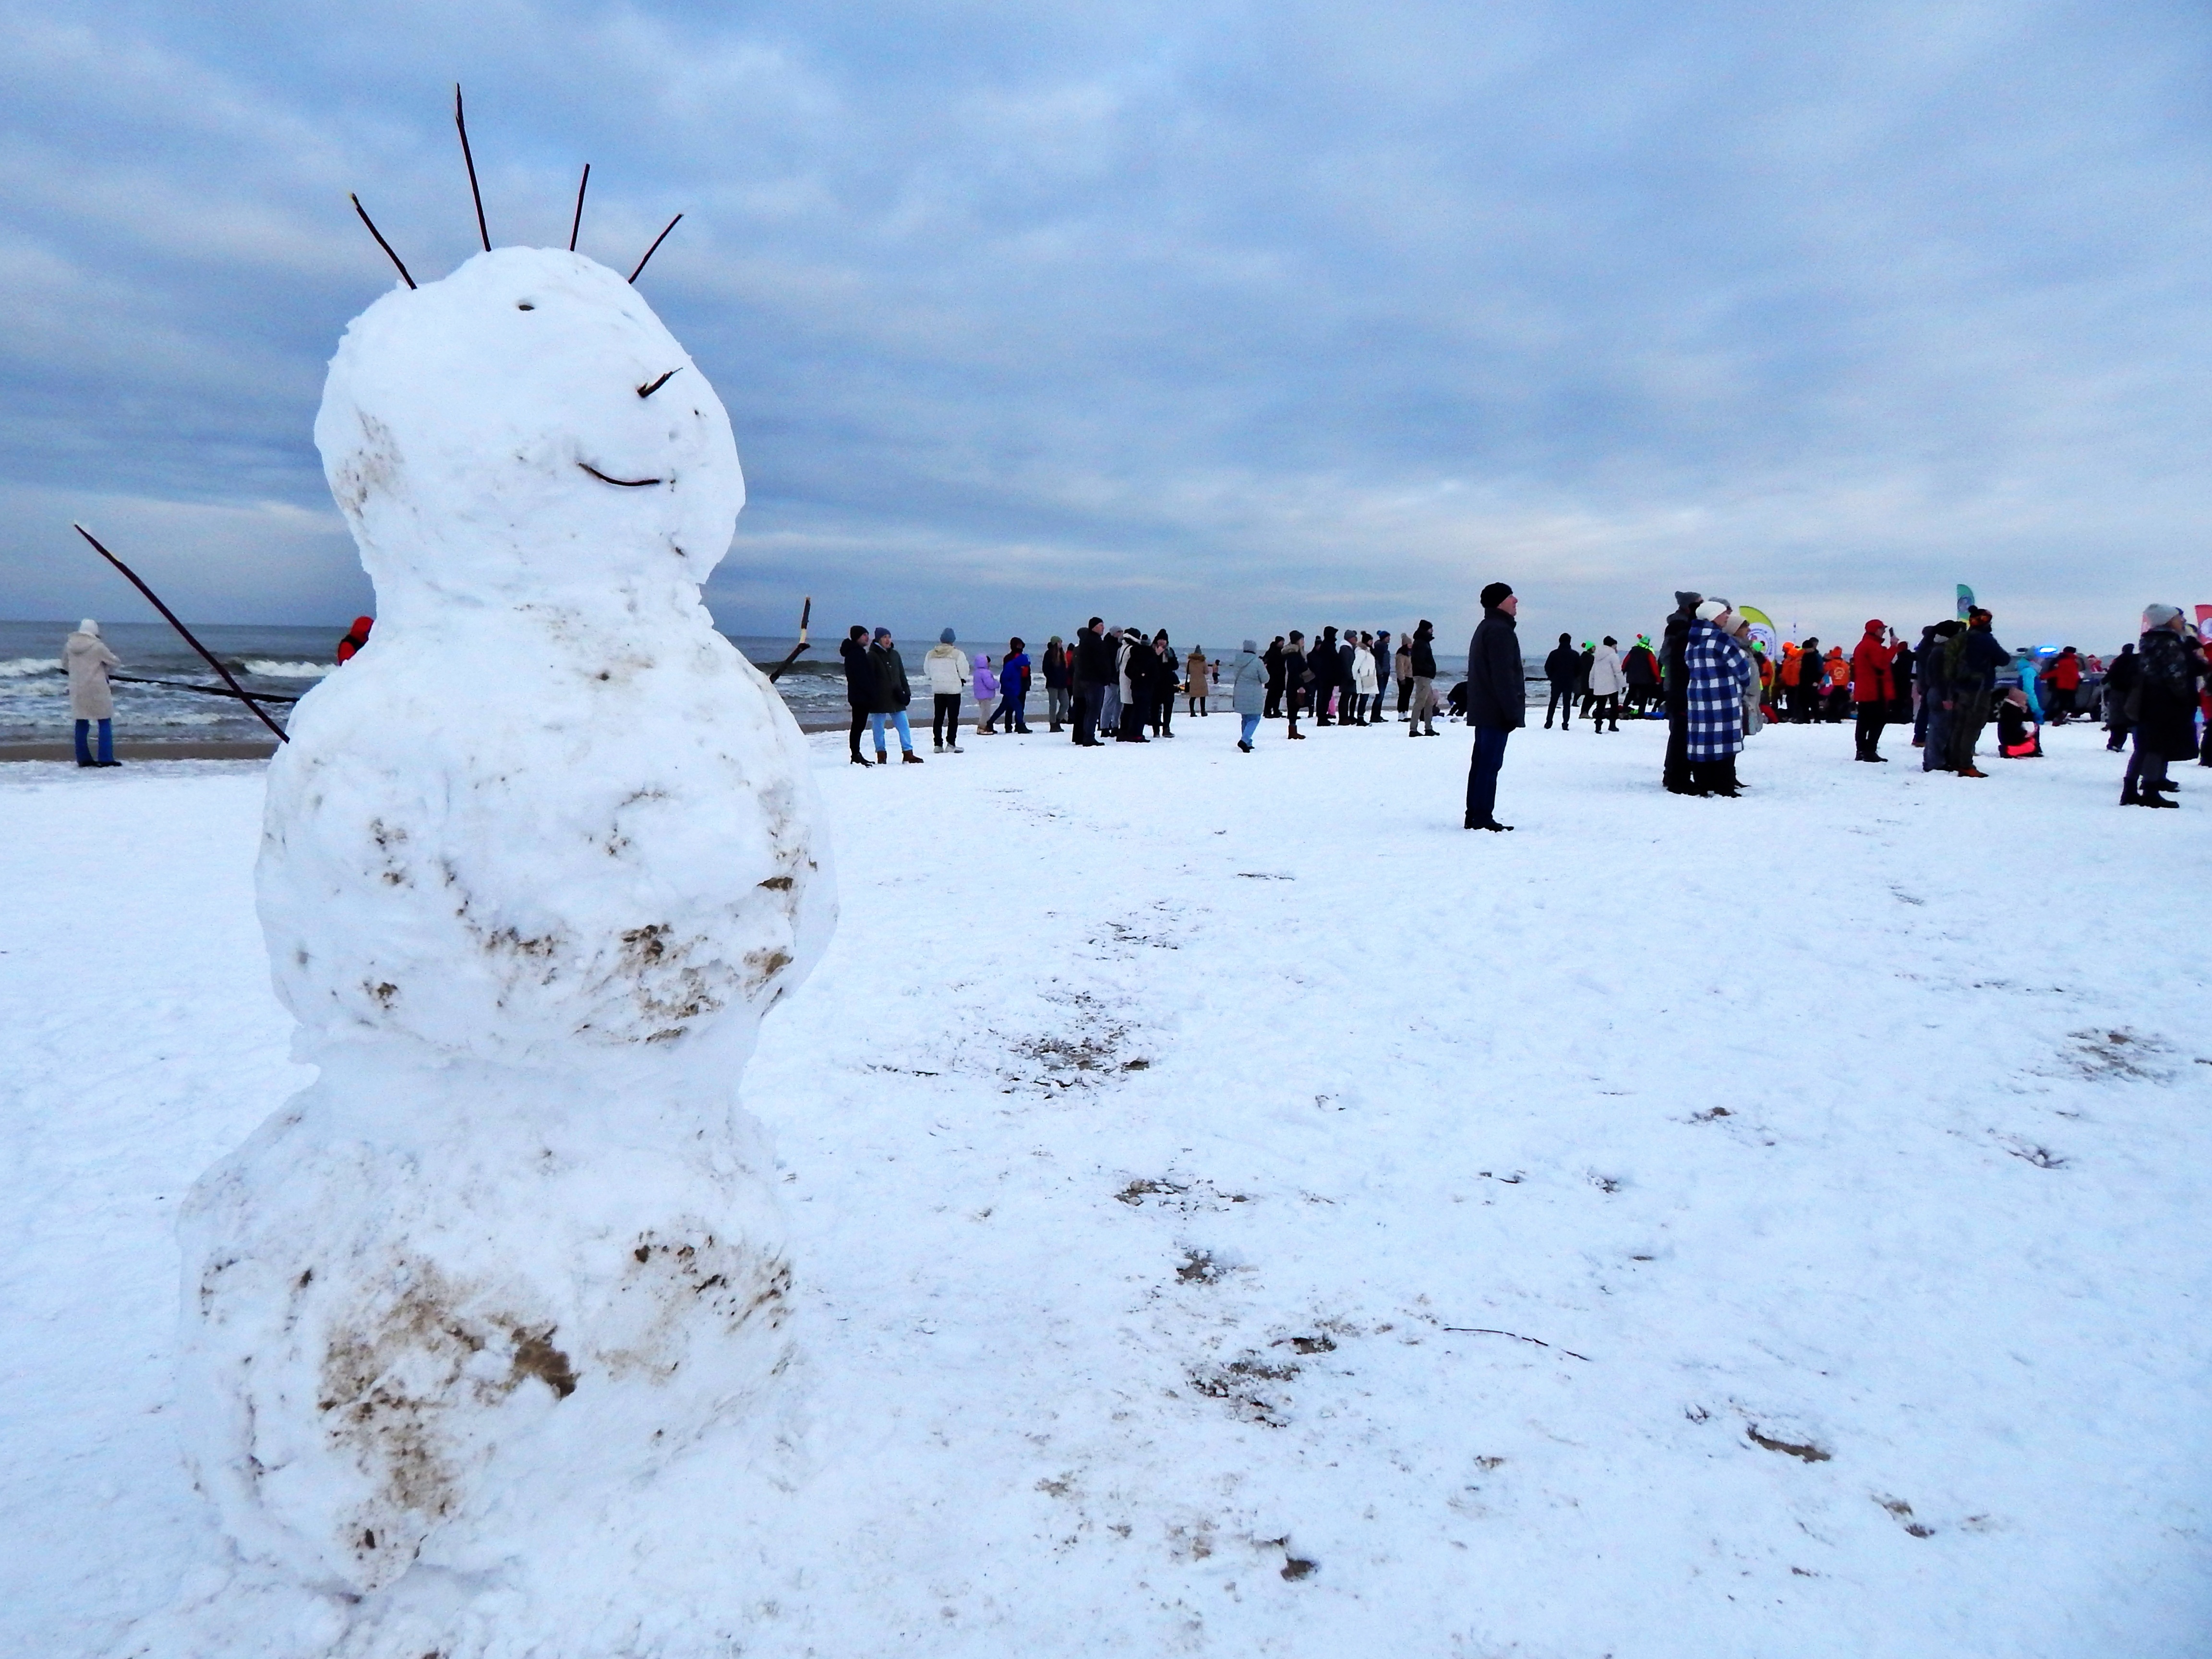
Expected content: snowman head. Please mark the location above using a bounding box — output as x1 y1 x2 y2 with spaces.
315 247 742 618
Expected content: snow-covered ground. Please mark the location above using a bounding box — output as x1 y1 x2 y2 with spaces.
3 715 2208 1658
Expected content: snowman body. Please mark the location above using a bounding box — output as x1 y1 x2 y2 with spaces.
178 248 832 1595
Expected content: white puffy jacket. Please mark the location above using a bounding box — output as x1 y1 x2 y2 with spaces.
923 643 971 694
1587 645 1625 697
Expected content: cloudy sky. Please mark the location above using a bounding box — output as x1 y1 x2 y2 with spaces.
3 0 2207 648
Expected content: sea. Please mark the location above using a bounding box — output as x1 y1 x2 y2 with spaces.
0 621 1521 745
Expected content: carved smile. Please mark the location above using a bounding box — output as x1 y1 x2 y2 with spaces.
579 461 663 488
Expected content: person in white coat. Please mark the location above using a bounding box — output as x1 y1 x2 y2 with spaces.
64 618 121 767
1350 633 1380 725
1586 636 1625 732
923 628 971 752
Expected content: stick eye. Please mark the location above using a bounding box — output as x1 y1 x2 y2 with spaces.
517 301 535 312
637 368 679 398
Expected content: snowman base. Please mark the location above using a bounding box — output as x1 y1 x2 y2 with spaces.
176 1046 795 1599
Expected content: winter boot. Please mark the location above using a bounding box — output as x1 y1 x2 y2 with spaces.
902 750 924 764
850 751 872 767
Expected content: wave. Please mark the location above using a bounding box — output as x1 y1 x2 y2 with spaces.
241 660 332 679
0 657 60 679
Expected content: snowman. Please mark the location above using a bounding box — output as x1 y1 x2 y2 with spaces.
176 245 834 1598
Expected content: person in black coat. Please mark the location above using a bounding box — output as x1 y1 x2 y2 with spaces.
1407 620 1441 736
1263 637 1286 719
1465 581 1525 830
1313 626 1341 725
1072 617 1112 745
1118 629 1153 742
1542 633 1579 730
866 627 921 763
2103 642 2140 752
2123 607 2201 805
839 625 878 766
1661 591 1700 792
1283 632 1311 738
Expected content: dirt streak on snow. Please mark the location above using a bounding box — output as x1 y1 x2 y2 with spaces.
2 721 2209 1658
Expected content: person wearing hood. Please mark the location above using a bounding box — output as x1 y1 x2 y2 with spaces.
2122 604 2201 806
1683 600 1753 795
1732 618 1766 740
1229 639 1266 750
1148 631 1178 736
999 639 1033 733
1850 618 1896 761
336 616 374 664
1542 632 1580 730
1587 637 1625 732
840 625 879 766
972 653 1000 734
1393 634 1415 720
1464 582 1524 830
1187 643 1211 717
866 626 922 763
64 619 121 768
924 628 971 752
1042 636 1071 733
1407 620 1442 737
1661 591 1701 792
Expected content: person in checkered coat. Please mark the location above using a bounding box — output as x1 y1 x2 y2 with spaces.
1683 598 1753 796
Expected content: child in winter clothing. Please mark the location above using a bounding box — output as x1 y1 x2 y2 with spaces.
973 655 1000 733
1997 687 2043 757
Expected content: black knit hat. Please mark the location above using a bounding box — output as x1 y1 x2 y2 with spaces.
1480 581 1514 609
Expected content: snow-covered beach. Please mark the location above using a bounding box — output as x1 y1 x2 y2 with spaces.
4 715 2207 1657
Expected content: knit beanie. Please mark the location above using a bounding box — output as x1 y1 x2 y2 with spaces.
1674 590 1702 610
1479 581 1514 610
940 627 956 644
2144 603 2183 629
1694 600 1729 622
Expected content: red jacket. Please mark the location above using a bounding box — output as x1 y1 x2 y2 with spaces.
2051 653 2081 690
1850 627 1893 704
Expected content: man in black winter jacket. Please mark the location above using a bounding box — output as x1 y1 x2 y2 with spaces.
1661 591 1700 793
1407 620 1441 736
839 625 878 765
1263 637 1286 719
1465 582 1525 830
1542 633 1579 730
1072 617 1112 745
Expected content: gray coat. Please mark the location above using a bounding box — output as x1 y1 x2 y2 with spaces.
65 628 119 719
1229 650 1265 716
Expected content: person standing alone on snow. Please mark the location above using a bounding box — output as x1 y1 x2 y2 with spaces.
65 619 121 768
1850 619 1895 761
924 628 971 753
1543 633 1579 730
1464 582 1523 830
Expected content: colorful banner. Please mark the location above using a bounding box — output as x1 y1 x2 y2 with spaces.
2195 604 2212 645
1736 604 1780 658
1956 583 1976 620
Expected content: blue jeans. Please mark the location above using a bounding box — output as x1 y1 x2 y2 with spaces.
869 709 914 754
1921 706 1952 771
1466 725 1511 822
998 693 1028 732
74 718 113 765
1240 713 1261 745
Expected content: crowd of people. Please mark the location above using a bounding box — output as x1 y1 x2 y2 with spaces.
832 620 1448 762
829 596 2208 825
